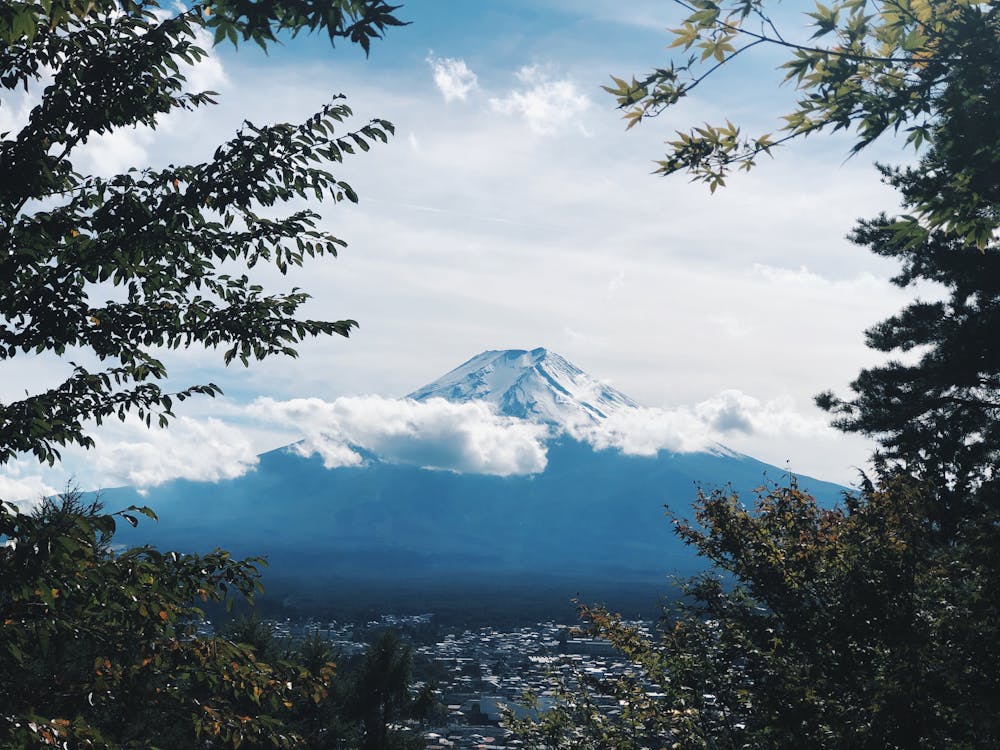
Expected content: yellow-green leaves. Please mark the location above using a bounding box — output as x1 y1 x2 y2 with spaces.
601 75 651 129
609 0 1000 247
807 1 840 38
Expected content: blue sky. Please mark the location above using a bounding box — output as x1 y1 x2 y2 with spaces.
1 1 922 500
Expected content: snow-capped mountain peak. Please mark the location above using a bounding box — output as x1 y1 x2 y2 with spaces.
406 347 638 428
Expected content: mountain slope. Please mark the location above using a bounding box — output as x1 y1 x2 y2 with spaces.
109 437 844 582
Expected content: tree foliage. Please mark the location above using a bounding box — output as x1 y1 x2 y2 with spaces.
0 491 332 748
512 476 1000 749
817 200 1000 512
0 0 403 465
508 3 1000 748
0 492 437 748
281 628 425 750
815 122 1000 505
348 630 422 750
607 0 1000 246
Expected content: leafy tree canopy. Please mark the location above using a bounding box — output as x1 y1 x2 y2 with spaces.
607 0 1000 246
817 163 1000 507
0 491 329 748
0 0 403 466
511 476 1000 749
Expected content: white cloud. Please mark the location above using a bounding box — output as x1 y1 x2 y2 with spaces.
0 89 37 138
573 390 834 457
489 65 591 135
695 390 831 437
89 416 259 488
79 126 156 176
249 395 549 476
427 54 479 102
181 27 228 94
580 406 713 455
607 269 626 299
0 459 59 508
0 387 842 498
750 263 884 291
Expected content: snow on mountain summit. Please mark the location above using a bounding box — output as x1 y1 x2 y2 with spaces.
406 348 638 428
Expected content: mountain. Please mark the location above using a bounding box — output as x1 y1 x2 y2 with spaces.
109 349 847 616
407 347 637 426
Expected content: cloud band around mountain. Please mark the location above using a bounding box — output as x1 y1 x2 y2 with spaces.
575 390 833 457
249 395 551 476
0 390 835 504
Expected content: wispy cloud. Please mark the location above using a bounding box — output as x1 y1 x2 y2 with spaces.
489 65 591 135
427 53 479 102
607 269 626 299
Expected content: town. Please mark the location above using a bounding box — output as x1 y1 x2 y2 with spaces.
253 613 654 750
